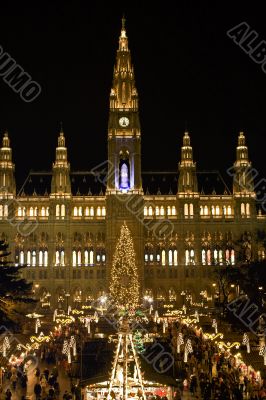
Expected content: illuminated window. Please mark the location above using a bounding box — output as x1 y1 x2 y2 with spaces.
55 251 60 266
246 203 250 216
156 253 161 262
148 206 153 216
27 250 31 266
97 207 101 216
202 249 206 265
39 251 43 266
207 249 211 265
167 206 171 216
189 203 194 216
155 206 159 216
213 249 218 265
227 205 232 216
19 250 24 265
219 249 223 265
102 253 106 263
78 206 82 216
184 203 189 217
44 251 48 267
41 207 46 217
84 250 89 266
73 207 78 217
46 207 49 216
32 251 36 267
56 205 60 217
160 206 165 216
211 205 215 215
215 206 220 215
72 250 77 267
85 207 89 216
200 206 203 216
90 207 94 216
144 206 148 216
29 207 34 217
150 253 153 262
102 207 106 216
168 250 173 266
241 203 245 216
173 250 178 266
185 249 189 265
231 249 235 265
223 205 227 215
77 250 82 266
172 206 176 216
0 205 3 218
225 249 230 265
89 250 94 265
162 250 166 266
204 205 208 215
3 205 8 217
61 204 65 218
60 250 65 266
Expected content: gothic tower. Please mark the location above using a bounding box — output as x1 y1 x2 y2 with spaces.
178 131 198 193
107 17 142 194
0 131 16 197
233 131 255 218
106 18 144 295
51 126 71 197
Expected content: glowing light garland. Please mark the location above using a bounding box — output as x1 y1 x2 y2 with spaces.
0 337 10 357
184 339 193 362
176 332 184 353
109 222 140 308
242 333 250 353
259 345 266 365
216 341 240 350
212 319 218 334
204 333 224 341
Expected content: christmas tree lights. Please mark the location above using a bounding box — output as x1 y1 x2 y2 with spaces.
109 222 140 308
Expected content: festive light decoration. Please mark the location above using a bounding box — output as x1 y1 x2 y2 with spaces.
204 333 224 341
184 339 193 362
0 337 10 357
55 316 75 325
30 332 50 343
182 305 187 315
35 318 41 334
109 222 140 308
85 317 91 334
154 310 159 323
70 336 77 356
259 345 266 365
72 309 84 315
243 333 250 353
176 332 184 353
162 318 168 334
133 330 145 354
62 339 71 363
216 341 240 350
195 310 199 322
212 319 218 334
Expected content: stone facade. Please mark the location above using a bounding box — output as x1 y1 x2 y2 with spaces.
0 20 265 309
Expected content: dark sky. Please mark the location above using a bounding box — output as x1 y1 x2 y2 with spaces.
0 1 266 189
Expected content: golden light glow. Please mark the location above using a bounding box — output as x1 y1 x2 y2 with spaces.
109 222 140 308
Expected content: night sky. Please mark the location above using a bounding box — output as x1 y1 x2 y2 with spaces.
0 1 266 189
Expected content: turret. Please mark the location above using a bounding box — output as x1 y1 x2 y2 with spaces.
0 131 16 197
178 131 198 193
51 125 71 196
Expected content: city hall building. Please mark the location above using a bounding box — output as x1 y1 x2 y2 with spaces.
0 20 265 308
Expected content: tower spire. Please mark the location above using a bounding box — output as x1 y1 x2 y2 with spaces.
0 130 16 197
178 131 198 193
51 126 71 196
233 131 254 194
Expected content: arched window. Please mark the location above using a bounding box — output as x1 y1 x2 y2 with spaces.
213 249 218 265
149 253 153 262
155 206 160 216
162 250 166 266
102 207 106 216
60 250 65 266
185 249 189 265
55 251 60 266
184 203 189 217
148 206 153 216
241 203 245 216
160 206 165 216
89 250 94 265
211 205 215 215
225 249 230 265
231 249 235 265
41 207 46 217
102 252 106 263
207 249 211 265
204 205 208 216
27 250 31 266
85 207 89 216
78 206 82 216
29 207 34 217
72 250 77 267
189 203 194 216
3 205 8 217
144 253 148 262
56 205 60 217
46 207 49 216
246 203 250 216
168 250 173 266
39 251 43 266
32 251 36 267
18 207 22 217
223 205 227 215
172 206 176 216
44 251 48 267
77 250 82 266
202 249 206 265
173 250 178 266
200 206 203 216
215 206 220 215
61 204 65 218
167 206 171 216
227 205 232 216
219 249 223 265
84 250 89 266
144 206 148 216
19 250 24 265
73 207 78 217
97 207 101 216
90 207 94 216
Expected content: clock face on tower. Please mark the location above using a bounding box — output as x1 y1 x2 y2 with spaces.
119 116 130 127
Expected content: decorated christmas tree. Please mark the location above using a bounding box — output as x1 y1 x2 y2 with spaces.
109 222 140 309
